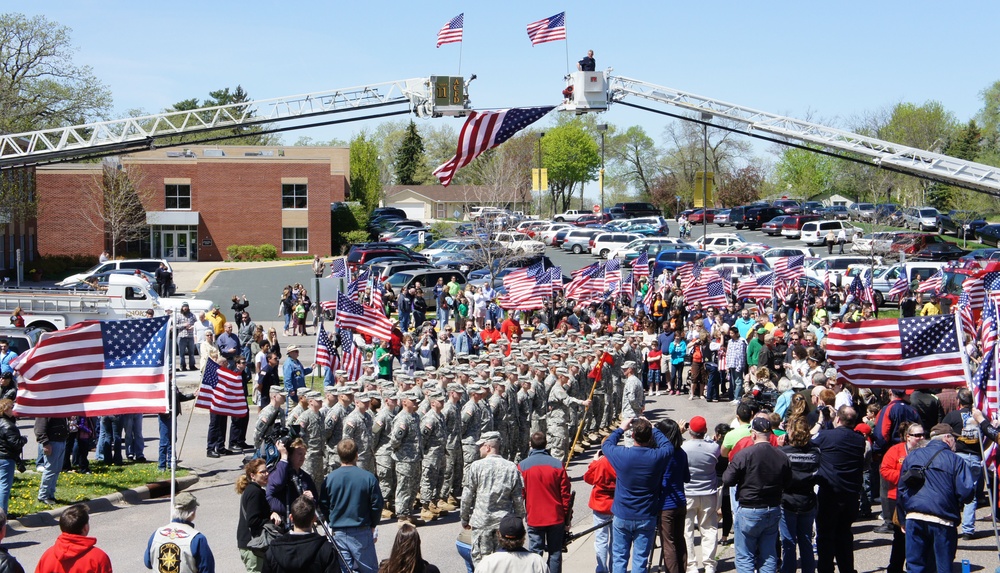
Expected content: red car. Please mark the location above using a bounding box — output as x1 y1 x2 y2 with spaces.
687 209 716 224
780 214 821 238
575 213 610 226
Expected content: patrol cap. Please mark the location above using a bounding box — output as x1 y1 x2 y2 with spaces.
447 383 465 393
323 385 338 394
334 370 348 377
304 390 323 401
555 367 569 376
173 492 199 511
382 390 399 401
622 360 637 370
400 390 422 401
269 387 287 396
424 366 437 373
468 383 487 394
427 391 445 401
476 430 502 446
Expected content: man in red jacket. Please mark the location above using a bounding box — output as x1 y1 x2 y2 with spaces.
35 504 112 573
518 432 572 573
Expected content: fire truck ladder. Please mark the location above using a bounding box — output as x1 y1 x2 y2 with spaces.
0 77 452 169
607 75 1000 195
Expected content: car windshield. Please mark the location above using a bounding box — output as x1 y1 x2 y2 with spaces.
386 273 414 289
919 209 938 217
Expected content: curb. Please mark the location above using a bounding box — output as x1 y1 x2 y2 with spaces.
12 473 200 529
191 267 236 293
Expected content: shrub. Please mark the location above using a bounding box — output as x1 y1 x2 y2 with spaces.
35 255 99 279
226 244 280 261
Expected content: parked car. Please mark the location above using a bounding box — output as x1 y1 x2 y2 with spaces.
871 203 900 224
693 233 748 253
554 209 588 223
902 206 940 231
800 201 825 215
652 249 713 277
779 214 821 239
608 237 691 262
911 242 970 261
687 209 716 224
761 247 816 267
847 203 875 221
805 256 871 286
371 206 407 220
761 216 790 236
728 206 748 229
743 207 786 231
772 199 802 214
493 231 545 255
591 232 642 258
976 224 1000 247
700 253 770 280
958 248 1000 265
937 210 987 239
574 213 609 226
888 233 948 255
714 209 731 226
536 223 573 245
799 220 863 246
850 232 896 256
819 205 850 220
562 229 604 254
57 259 174 289
368 261 433 281
613 202 662 218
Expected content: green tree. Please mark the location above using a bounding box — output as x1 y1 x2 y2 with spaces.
773 146 834 199
349 132 381 212
163 85 278 146
607 125 662 199
542 122 600 214
0 13 112 134
394 121 425 185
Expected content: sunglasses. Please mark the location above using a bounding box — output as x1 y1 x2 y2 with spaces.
909 432 925 438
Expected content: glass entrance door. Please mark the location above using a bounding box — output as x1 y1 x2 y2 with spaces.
161 231 190 261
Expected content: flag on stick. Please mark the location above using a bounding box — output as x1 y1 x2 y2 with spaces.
195 360 249 417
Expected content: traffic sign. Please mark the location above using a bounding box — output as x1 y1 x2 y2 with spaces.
592 204 601 214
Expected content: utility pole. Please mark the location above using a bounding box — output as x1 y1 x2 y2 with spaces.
597 124 608 214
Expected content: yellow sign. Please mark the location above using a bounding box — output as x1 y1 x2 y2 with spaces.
693 171 715 208
532 168 548 191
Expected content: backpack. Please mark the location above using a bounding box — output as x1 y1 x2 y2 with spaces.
900 446 946 491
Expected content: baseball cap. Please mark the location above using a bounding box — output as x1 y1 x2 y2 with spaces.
689 416 707 434
751 417 773 434
498 514 526 539
173 492 199 511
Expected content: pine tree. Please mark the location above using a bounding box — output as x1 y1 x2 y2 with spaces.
394 121 425 185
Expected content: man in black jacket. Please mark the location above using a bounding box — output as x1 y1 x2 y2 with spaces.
812 406 866 573
263 495 339 573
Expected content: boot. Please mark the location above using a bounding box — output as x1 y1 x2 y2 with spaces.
437 498 456 512
420 504 437 522
447 495 459 507
587 432 600 442
573 444 586 454
399 514 426 526
381 508 395 520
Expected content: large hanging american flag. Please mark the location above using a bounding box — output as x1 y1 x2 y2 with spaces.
433 107 554 186
436 13 464 47
315 323 335 370
334 329 364 381
773 255 806 281
526 12 566 45
334 292 393 340
500 270 551 310
194 360 249 417
826 314 968 389
736 271 775 300
13 317 170 417
503 261 547 301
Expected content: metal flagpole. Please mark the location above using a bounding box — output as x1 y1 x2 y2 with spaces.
564 15 570 74
168 314 177 510
458 32 463 75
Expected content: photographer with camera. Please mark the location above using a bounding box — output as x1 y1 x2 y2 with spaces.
266 438 319 530
0 399 25 514
254 387 289 468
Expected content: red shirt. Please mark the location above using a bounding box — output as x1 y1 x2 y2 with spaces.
584 455 617 514
647 349 662 370
500 318 523 341
480 328 501 346
519 450 573 527
879 441 909 501
730 433 780 459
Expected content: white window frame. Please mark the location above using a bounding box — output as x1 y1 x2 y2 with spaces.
165 184 192 210
282 227 308 253
281 183 308 210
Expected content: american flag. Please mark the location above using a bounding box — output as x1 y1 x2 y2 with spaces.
621 270 634 298
315 323 335 370
773 255 806 281
526 12 566 45
604 259 622 293
334 291 393 340
773 279 788 302
961 275 986 311
329 258 351 279
549 267 563 294
334 329 364 381
500 270 551 310
370 280 386 313
565 262 605 301
632 252 650 281
736 271 775 300
826 314 968 389
970 349 998 470
642 281 657 309
504 261 547 301
13 317 170 417
888 274 909 301
957 293 975 342
684 278 728 309
433 107 553 186
717 267 734 295
347 269 370 301
320 299 337 313
436 13 464 47
194 360 249 417
848 273 875 307
916 269 944 294
673 262 698 286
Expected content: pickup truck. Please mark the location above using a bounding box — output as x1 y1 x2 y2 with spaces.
493 232 545 255
0 274 212 331
554 210 588 223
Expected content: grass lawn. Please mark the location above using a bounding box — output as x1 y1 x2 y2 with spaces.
853 222 982 249
10 461 189 518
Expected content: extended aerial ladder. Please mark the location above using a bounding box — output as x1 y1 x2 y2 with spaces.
562 71 1000 195
0 75 472 169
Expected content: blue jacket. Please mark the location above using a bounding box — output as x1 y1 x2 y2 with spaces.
659 446 689 510
282 358 312 397
897 440 975 525
812 425 866 495
602 428 673 520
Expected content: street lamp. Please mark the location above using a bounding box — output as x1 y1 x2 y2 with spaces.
700 112 712 244
596 124 608 214
536 132 544 217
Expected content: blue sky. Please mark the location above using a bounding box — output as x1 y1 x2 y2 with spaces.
21 2 1000 157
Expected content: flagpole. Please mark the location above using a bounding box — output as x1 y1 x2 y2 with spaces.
458 39 463 75
564 13 570 74
168 313 177 512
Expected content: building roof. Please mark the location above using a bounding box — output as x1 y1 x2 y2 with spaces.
384 185 526 204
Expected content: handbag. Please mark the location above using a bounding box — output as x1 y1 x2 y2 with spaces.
242 501 282 553
900 445 946 491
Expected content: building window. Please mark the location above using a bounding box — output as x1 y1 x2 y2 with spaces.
165 184 191 210
282 228 308 253
282 183 308 209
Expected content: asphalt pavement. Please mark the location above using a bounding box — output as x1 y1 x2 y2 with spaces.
5 230 1000 572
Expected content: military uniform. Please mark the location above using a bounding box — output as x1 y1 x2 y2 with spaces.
342 407 374 473
372 403 398 513
547 377 587 462
460 397 483 472
253 403 285 449
442 397 464 502
419 407 447 517
389 409 423 520
297 408 325 486
488 388 510 458
622 373 645 419
460 451 526 566
323 401 351 473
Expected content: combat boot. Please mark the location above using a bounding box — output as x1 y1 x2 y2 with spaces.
420 503 437 522
436 498 456 512
573 444 586 454
381 508 395 520
447 495 460 507
399 514 426 526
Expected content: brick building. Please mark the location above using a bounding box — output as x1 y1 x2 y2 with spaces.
36 145 349 262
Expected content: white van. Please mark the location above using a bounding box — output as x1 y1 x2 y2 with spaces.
800 221 863 246
57 259 172 287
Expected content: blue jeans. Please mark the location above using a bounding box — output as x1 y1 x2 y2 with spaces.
0 459 13 513
157 414 172 469
730 368 744 400
437 308 450 328
956 452 983 535
528 524 565 573
779 507 816 573
123 413 144 459
283 313 291 331
905 518 957 573
612 515 656 573
648 370 662 392
594 511 613 573
99 415 123 465
38 441 66 501
177 336 196 370
456 539 474 573
332 526 378 573
734 506 781 573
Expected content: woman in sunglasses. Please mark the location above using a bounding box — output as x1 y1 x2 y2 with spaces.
879 421 926 573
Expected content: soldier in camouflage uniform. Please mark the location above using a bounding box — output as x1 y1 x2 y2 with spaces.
547 367 591 463
529 365 548 436
389 390 424 525
620 360 646 446
254 386 287 451
419 390 447 521
372 390 399 519
460 384 486 475
460 431 526 566
323 387 354 474
341 392 374 474
488 378 511 459
515 377 534 461
441 383 464 507
296 390 326 486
